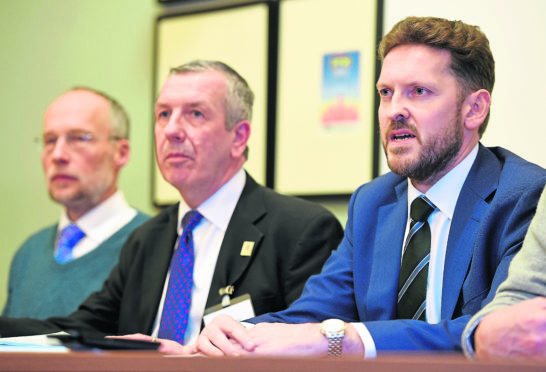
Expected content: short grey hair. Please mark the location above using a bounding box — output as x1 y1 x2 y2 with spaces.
169 60 254 130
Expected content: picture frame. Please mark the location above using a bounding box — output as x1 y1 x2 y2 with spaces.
152 2 272 206
273 0 382 196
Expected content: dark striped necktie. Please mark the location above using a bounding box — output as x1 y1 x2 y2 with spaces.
397 196 436 321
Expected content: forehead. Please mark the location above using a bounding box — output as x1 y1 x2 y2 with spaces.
43 90 110 133
156 71 227 107
377 44 455 87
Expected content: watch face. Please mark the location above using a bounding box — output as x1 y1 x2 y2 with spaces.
322 318 345 332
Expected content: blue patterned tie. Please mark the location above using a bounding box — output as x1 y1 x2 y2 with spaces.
158 210 203 343
397 196 436 320
55 224 85 264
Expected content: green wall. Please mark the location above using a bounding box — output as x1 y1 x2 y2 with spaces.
0 0 162 309
0 0 349 312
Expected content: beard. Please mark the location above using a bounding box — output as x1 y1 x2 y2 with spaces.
384 109 463 183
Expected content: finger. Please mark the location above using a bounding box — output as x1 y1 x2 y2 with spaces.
226 323 256 352
157 339 188 355
196 332 227 357
106 333 152 341
197 318 251 357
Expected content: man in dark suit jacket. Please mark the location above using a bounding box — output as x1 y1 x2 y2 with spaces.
0 61 343 351
195 17 546 358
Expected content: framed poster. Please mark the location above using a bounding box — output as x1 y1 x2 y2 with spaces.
274 0 381 195
152 2 270 206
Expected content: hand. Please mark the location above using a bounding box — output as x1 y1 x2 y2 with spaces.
245 322 364 358
107 333 196 355
196 314 256 357
243 322 327 357
197 314 365 358
475 297 546 361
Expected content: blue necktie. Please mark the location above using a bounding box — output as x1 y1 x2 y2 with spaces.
55 224 85 264
397 196 436 320
158 210 203 344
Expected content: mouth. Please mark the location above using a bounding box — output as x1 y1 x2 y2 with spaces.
389 130 416 142
50 174 77 182
166 152 190 158
164 152 194 163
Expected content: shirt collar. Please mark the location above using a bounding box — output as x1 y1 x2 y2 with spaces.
177 168 246 235
408 144 479 220
59 190 133 237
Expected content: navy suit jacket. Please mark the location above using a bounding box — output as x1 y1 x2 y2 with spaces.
253 145 546 353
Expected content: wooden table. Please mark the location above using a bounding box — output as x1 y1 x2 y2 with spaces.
1 351 545 372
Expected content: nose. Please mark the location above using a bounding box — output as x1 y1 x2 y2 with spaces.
49 137 70 163
162 113 187 143
386 92 410 122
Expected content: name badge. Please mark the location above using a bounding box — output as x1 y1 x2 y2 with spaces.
203 294 255 325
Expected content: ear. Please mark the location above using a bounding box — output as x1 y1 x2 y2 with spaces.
114 139 131 168
463 89 491 131
230 120 251 158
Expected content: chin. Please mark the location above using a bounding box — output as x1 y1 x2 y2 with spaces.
387 156 419 176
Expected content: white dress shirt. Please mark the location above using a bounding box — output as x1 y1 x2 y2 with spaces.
354 144 479 358
56 190 137 259
151 168 246 345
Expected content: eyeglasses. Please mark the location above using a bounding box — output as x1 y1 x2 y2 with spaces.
37 131 123 153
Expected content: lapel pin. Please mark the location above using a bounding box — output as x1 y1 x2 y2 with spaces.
240 241 255 256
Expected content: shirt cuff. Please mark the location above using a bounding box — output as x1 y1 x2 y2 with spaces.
461 315 483 358
241 321 255 329
351 322 377 359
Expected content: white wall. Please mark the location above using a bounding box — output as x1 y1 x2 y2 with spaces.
379 0 546 174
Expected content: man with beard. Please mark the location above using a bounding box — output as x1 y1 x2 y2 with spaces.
194 16 546 358
3 88 148 319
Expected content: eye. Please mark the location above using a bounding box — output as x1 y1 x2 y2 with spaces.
191 110 203 118
43 135 57 146
378 88 392 97
71 132 93 143
414 87 430 96
157 110 170 119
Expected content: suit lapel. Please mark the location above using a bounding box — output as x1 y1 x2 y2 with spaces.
366 181 408 320
205 175 265 308
441 145 500 318
139 204 180 331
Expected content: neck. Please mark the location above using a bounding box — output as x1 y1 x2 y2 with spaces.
180 165 243 209
65 188 117 221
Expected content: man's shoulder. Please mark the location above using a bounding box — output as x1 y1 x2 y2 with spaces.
488 146 545 171
128 210 151 226
127 203 178 236
14 224 57 261
249 181 335 218
20 224 57 247
102 210 151 245
485 146 546 187
349 172 406 208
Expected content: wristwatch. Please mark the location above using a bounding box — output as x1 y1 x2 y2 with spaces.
320 319 346 357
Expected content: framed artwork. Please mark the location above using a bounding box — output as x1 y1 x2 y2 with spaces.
274 0 382 196
152 2 271 206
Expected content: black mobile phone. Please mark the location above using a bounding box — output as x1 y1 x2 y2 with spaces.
48 331 160 351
